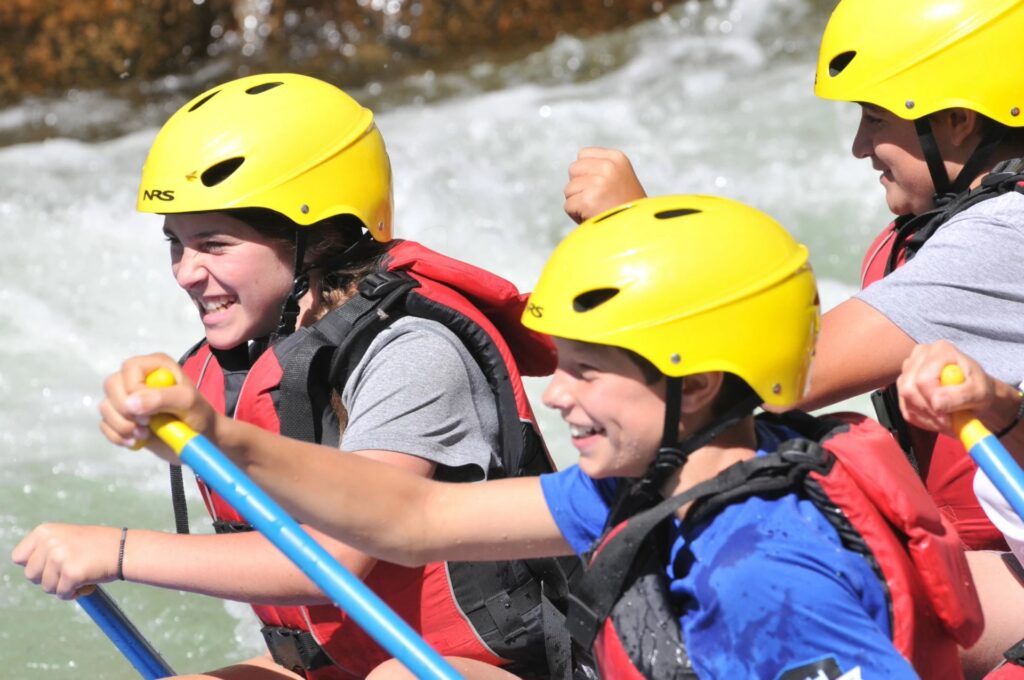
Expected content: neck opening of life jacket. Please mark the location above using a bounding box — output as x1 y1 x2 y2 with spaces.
175 240 594 680
566 411 983 680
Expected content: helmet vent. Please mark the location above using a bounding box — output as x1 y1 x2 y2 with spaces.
654 208 701 220
188 90 220 112
573 288 619 313
828 51 856 77
246 82 283 95
201 157 245 187
594 206 632 223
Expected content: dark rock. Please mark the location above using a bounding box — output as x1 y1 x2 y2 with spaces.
0 0 684 104
0 0 233 105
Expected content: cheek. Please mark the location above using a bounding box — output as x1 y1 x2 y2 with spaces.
249 251 296 298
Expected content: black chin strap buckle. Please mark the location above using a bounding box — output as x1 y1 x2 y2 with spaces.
274 274 311 339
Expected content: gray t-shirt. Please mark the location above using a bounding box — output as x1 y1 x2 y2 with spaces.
340 316 498 481
857 191 1024 385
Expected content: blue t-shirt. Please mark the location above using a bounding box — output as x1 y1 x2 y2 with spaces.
539 422 919 679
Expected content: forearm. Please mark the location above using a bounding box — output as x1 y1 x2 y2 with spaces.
121 528 375 605
211 417 455 564
797 299 916 411
209 417 570 563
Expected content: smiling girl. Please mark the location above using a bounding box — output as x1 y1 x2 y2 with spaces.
12 73 568 680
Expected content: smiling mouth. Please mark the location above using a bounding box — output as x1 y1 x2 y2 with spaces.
569 424 604 438
197 296 236 314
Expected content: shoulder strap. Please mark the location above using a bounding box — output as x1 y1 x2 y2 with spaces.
276 272 415 447
886 157 1024 274
566 449 824 648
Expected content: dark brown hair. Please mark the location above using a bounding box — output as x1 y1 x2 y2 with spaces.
620 347 758 416
223 207 391 314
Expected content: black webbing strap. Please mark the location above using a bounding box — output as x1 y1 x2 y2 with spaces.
607 393 762 527
541 581 576 680
169 465 191 534
277 273 416 445
915 118 954 201
567 452 813 649
953 124 1010 197
914 118 1009 207
1005 638 1024 666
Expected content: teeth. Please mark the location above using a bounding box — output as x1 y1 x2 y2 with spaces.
200 298 234 313
570 425 601 437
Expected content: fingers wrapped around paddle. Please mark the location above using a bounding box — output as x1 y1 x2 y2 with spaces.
896 340 994 436
99 352 216 463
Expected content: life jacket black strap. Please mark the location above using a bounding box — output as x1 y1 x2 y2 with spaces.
567 450 820 648
169 465 191 535
261 625 333 674
212 519 254 533
276 272 415 446
870 386 920 473
886 155 1024 275
608 392 761 527
1005 638 1024 667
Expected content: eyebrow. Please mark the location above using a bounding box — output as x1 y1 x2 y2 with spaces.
162 228 224 239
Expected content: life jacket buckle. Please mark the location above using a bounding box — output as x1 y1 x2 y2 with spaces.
260 625 333 674
358 270 415 300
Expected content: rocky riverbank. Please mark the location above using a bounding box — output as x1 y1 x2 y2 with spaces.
1 0 686 105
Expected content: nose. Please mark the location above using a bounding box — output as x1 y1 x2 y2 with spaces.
172 247 207 291
850 116 872 160
542 368 575 414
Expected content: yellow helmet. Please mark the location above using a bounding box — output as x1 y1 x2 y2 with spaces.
137 73 393 240
815 0 1024 126
522 195 819 408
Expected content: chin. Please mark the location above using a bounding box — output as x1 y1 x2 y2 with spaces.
883 193 907 216
577 457 609 480
205 332 247 350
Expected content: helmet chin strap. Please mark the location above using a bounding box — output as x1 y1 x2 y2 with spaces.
915 117 1008 208
271 229 383 342
272 229 310 341
609 377 761 524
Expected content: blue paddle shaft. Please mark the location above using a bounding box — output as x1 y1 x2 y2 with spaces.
970 435 1024 521
179 434 462 680
78 587 175 679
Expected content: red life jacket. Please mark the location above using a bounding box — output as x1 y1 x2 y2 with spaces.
179 240 579 679
566 412 984 680
860 162 1024 551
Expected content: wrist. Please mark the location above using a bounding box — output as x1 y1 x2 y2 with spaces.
991 383 1024 439
116 527 127 581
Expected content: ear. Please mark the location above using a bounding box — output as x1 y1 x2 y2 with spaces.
942 107 982 148
680 371 725 415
